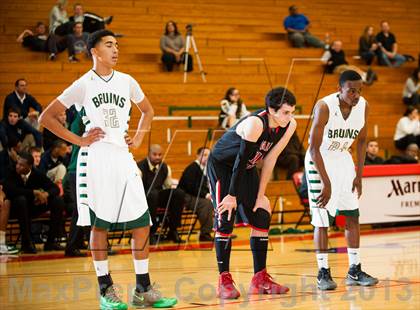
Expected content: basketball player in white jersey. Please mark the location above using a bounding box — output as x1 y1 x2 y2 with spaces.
40 30 177 309
306 70 378 290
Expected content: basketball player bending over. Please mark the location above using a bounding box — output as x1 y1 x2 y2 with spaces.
306 70 378 290
207 87 297 299
40 30 177 309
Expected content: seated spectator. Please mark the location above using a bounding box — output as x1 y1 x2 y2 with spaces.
394 106 420 151
160 21 192 72
3 152 65 253
283 5 326 48
3 79 42 121
69 3 113 34
321 40 377 85
29 147 42 169
359 26 380 66
0 185 19 255
16 22 67 61
25 110 41 131
67 22 89 62
376 21 406 67
43 110 67 150
219 87 250 129
0 107 42 152
403 68 420 105
178 147 214 242
385 143 419 164
275 132 305 179
49 0 69 35
39 140 69 185
137 144 185 243
365 140 384 165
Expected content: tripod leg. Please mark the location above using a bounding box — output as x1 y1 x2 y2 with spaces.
184 35 191 83
190 36 207 83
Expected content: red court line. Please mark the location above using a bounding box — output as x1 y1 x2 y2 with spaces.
4 225 419 263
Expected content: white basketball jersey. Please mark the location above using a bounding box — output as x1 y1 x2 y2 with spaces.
58 70 144 148
319 92 366 156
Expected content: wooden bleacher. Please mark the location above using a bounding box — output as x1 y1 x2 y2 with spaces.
0 0 419 226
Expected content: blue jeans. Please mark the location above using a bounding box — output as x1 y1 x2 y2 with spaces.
381 53 406 67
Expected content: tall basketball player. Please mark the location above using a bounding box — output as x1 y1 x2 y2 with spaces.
306 70 378 290
39 30 177 309
207 87 297 299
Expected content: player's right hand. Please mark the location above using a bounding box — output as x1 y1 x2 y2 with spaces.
217 195 237 221
317 183 331 208
79 127 105 146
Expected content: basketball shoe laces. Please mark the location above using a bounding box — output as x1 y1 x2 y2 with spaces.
104 285 123 303
221 272 236 287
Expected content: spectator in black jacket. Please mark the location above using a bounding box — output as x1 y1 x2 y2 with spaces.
359 26 380 66
39 139 69 184
275 132 305 179
178 147 213 242
137 144 185 244
69 3 113 34
43 110 68 150
365 140 384 165
0 106 42 151
16 22 67 61
321 40 376 85
385 143 419 164
3 152 65 253
3 79 42 120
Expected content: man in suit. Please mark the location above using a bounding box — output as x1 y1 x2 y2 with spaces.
178 147 214 241
137 144 185 244
3 152 65 253
3 79 42 120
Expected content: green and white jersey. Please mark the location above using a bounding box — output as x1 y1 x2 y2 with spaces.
319 92 366 157
57 69 145 148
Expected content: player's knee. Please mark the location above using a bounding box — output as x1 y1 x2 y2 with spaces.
254 207 271 227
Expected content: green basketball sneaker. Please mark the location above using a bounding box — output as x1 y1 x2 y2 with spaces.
100 285 128 310
131 284 178 308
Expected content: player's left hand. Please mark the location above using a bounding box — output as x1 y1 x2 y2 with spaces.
252 196 272 215
352 176 362 198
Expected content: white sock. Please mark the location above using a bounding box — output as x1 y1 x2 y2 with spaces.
93 260 109 277
0 231 5 245
133 258 149 275
316 253 329 269
347 248 360 266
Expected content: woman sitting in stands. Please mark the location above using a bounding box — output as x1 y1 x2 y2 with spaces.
394 105 420 151
358 26 380 66
402 68 420 105
219 87 250 129
160 21 192 72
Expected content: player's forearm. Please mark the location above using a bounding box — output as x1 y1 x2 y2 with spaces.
133 109 154 148
40 113 82 146
356 139 367 178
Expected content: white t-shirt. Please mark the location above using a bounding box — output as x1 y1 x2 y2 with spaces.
394 116 420 141
57 70 145 148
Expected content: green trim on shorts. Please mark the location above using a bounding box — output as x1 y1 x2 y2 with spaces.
89 209 151 231
309 179 321 184
79 162 87 167
81 152 88 156
336 209 360 217
310 189 321 193
308 170 318 174
79 173 87 177
79 183 87 187
80 194 88 198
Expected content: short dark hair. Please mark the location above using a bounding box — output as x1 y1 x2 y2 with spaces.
404 105 418 117
8 106 21 116
339 70 362 87
73 2 82 8
265 87 296 112
18 152 34 166
87 30 116 52
29 146 42 154
36 22 45 28
196 147 209 155
289 5 297 11
367 139 378 145
51 139 67 150
73 21 83 27
15 78 26 87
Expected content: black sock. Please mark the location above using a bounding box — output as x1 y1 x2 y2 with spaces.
215 236 232 274
250 236 268 273
136 273 151 293
98 274 113 296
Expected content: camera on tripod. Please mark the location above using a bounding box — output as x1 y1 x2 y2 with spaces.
185 24 193 35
